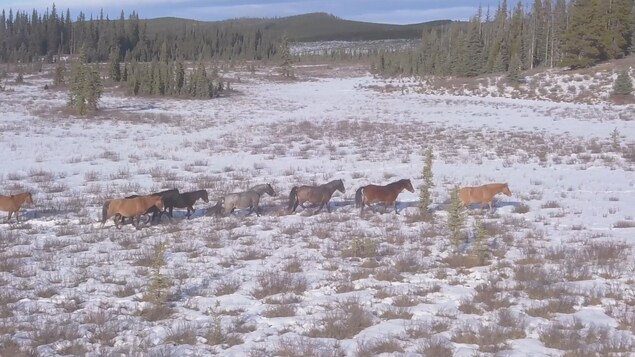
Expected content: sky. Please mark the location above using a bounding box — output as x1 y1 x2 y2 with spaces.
0 0 521 24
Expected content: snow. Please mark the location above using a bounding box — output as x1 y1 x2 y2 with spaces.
0 64 634 356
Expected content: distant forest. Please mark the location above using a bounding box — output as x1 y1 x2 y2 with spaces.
374 0 635 77
0 5 280 63
0 0 633 78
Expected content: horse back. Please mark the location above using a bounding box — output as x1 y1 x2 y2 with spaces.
109 197 155 217
297 185 326 202
0 195 18 211
363 185 398 203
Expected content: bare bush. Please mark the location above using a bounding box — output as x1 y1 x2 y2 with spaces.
252 271 307 299
275 336 341 357
306 298 374 339
356 338 403 356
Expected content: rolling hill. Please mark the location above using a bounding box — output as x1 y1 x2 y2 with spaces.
143 12 453 42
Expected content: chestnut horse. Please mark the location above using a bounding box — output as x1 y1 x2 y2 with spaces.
355 179 414 215
125 188 180 224
288 179 345 214
0 192 33 223
101 195 164 229
459 183 512 212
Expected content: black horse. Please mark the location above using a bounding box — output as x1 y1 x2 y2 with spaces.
165 189 209 219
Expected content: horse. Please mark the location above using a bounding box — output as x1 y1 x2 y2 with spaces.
250 183 277 197
220 183 277 217
459 183 512 212
288 179 345 214
101 195 164 230
165 189 209 219
0 192 33 223
355 179 414 215
124 188 180 225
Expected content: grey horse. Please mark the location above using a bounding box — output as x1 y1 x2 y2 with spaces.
219 183 277 216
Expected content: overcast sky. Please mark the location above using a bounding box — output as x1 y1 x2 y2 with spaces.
0 0 521 24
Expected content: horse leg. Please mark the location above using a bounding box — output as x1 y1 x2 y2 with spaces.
15 210 20 223
326 201 331 213
6 211 12 223
394 201 399 215
187 206 194 219
315 202 324 214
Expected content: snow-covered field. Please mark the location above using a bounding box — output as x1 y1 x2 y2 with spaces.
1 64 634 356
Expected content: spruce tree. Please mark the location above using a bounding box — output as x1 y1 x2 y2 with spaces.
419 148 434 215
69 47 102 115
472 217 490 265
174 59 185 95
507 53 524 85
462 18 486 77
53 61 65 86
108 47 121 82
447 187 466 253
613 70 634 96
563 0 608 68
279 33 294 78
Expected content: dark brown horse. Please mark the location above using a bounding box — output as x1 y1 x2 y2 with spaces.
355 179 414 215
459 183 512 212
165 189 209 219
0 192 33 223
101 195 164 229
288 179 345 214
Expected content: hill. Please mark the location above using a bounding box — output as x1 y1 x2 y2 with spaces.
143 12 452 42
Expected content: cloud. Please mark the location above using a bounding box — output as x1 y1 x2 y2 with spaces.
349 7 479 24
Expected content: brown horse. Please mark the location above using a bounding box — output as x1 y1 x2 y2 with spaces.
355 179 414 215
288 179 345 214
459 183 512 212
101 195 164 229
0 192 33 223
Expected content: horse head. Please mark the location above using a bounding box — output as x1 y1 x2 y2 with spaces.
336 179 345 194
154 197 165 211
202 190 210 203
502 183 512 196
404 179 415 193
266 183 277 196
25 192 34 204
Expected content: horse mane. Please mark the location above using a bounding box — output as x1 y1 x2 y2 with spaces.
388 179 409 187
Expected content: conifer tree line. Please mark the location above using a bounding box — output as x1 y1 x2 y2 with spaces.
0 4 281 64
123 54 224 98
373 0 635 77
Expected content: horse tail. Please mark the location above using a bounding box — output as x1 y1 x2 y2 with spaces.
288 187 298 211
355 187 364 208
101 200 111 226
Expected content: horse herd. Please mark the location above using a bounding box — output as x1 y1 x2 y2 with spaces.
0 179 513 229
